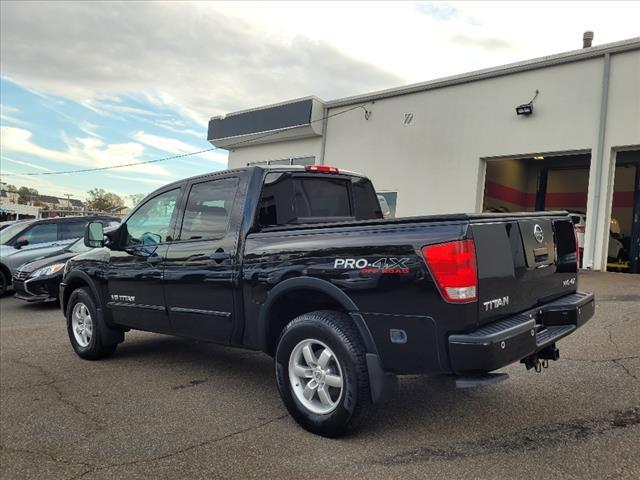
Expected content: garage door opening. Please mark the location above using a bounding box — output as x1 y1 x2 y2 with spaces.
483 152 591 263
483 153 591 211
609 150 640 274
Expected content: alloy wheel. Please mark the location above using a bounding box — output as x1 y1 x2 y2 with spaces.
71 302 93 347
288 339 344 415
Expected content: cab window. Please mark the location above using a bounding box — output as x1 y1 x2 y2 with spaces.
293 178 350 219
125 189 180 246
179 177 239 240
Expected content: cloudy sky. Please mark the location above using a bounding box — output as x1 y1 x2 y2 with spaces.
1 1 638 204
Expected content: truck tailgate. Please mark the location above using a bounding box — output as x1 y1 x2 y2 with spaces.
470 215 579 326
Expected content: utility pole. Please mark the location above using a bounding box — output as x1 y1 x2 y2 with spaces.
64 193 73 210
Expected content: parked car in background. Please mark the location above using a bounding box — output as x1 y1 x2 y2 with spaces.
0 216 120 295
0 220 24 231
12 237 97 303
568 212 627 264
608 217 627 263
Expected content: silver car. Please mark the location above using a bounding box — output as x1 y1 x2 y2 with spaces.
0 216 120 295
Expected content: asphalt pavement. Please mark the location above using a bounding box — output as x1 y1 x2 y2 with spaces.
1 271 638 479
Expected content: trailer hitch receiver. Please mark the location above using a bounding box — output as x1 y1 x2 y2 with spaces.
522 345 560 373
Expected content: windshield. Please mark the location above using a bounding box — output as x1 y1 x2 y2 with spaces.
0 222 30 245
67 237 92 254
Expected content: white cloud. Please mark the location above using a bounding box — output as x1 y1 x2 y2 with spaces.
132 131 227 166
202 1 640 84
0 112 30 127
78 121 102 138
1 103 19 114
0 2 402 123
0 103 30 126
0 1 638 161
1 155 53 172
105 173 169 185
0 126 171 176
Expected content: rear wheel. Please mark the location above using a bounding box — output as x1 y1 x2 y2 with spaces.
66 288 117 360
275 310 372 437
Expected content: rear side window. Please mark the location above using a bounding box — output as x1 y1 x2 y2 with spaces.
352 178 383 221
179 177 239 240
60 222 86 240
258 173 382 227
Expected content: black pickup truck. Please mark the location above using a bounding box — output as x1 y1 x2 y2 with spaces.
61 165 594 436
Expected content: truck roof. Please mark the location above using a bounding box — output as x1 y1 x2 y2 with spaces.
156 165 367 193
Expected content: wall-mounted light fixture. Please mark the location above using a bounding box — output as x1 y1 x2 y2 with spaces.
516 90 539 116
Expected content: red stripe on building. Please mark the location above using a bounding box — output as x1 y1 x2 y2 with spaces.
485 182 635 209
612 191 634 208
545 192 587 208
484 181 535 208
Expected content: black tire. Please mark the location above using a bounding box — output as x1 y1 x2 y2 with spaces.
0 269 7 296
66 288 118 360
275 310 373 437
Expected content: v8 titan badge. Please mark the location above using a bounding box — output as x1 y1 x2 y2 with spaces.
334 257 410 274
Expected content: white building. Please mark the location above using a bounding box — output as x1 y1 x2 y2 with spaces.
209 36 640 274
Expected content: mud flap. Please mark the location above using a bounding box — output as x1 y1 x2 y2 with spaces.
366 353 396 403
96 307 125 345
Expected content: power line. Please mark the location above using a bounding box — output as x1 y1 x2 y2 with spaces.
0 148 218 177
0 103 368 177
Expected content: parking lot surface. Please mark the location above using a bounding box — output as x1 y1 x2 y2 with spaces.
0 271 638 479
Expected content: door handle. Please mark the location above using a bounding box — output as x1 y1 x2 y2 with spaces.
209 248 230 264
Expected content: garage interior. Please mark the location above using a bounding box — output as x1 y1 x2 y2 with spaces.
613 150 640 274
483 152 640 274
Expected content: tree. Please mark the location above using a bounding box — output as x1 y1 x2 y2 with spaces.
17 186 39 205
86 188 125 212
4 184 18 192
128 193 146 208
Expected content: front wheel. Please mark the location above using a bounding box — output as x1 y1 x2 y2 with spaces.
275 310 373 437
66 288 118 360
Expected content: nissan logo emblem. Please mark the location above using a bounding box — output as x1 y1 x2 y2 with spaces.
534 224 544 243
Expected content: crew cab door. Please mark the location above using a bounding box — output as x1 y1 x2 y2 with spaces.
107 188 181 332
164 175 242 342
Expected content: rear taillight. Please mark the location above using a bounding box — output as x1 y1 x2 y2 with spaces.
422 240 478 303
306 165 339 174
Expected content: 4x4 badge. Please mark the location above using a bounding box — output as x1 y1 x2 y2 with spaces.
533 224 544 243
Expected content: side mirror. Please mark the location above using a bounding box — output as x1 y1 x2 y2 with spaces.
141 232 161 246
84 222 105 248
15 237 29 249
